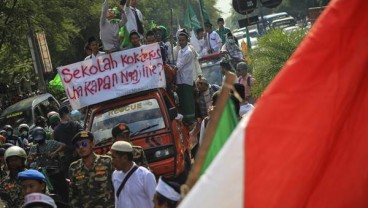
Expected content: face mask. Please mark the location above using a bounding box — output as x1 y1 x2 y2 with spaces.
228 38 235 44
22 131 28 136
6 131 12 136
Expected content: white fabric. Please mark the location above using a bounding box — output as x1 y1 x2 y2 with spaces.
24 193 57 208
156 177 181 201
176 45 195 85
84 51 106 60
239 103 254 116
207 31 222 53
124 6 143 37
179 114 252 208
198 119 206 145
112 163 156 208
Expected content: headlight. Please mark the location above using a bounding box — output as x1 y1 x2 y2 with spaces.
154 147 175 159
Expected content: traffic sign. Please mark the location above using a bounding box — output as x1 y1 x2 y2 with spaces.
232 0 257 15
238 15 259 27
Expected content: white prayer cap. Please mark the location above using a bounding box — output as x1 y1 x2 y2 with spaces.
156 177 181 202
23 193 57 208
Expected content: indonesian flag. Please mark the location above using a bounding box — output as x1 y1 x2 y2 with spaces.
179 0 368 207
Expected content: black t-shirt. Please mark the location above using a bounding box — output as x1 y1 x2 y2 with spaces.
53 121 82 154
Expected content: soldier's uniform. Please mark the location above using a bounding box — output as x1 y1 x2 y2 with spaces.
111 123 150 169
132 145 149 168
0 174 24 207
68 153 114 208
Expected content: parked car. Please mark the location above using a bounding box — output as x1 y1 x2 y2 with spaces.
270 16 297 30
0 93 60 130
85 88 191 180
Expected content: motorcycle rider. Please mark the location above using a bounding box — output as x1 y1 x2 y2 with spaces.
18 124 30 147
27 127 68 202
3 125 20 146
0 146 27 207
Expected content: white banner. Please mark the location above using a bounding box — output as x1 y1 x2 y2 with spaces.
57 43 166 110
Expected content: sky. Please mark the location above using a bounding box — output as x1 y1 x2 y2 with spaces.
215 0 232 19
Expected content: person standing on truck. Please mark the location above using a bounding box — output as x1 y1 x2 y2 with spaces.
69 131 114 208
111 123 149 168
84 36 106 60
204 22 222 54
174 29 196 125
53 106 83 177
110 141 156 208
100 0 127 53
216 17 232 45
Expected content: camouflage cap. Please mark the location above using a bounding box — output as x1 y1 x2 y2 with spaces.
72 131 94 144
112 123 130 137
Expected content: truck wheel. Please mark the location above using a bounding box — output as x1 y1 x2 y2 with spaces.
174 152 191 184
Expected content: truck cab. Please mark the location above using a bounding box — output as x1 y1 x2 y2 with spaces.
85 88 191 179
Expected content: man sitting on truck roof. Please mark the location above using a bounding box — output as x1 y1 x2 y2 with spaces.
111 123 149 168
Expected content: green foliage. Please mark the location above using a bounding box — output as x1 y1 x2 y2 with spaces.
250 29 306 98
0 0 219 89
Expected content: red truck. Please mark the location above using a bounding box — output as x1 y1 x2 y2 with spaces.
85 88 191 180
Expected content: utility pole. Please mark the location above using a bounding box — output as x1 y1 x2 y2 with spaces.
26 16 46 93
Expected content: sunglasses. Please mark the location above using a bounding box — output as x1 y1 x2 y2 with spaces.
75 141 89 148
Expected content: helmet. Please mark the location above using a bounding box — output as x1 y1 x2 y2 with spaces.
47 111 58 118
3 125 13 131
4 146 27 161
31 127 46 142
18 124 30 132
71 110 81 118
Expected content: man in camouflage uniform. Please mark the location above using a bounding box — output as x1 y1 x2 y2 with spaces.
111 123 149 168
0 146 27 207
68 131 114 208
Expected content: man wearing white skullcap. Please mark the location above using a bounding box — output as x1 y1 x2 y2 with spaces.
154 177 181 208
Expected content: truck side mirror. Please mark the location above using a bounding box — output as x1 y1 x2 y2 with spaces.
169 107 178 120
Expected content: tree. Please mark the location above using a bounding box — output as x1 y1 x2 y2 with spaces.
250 29 306 98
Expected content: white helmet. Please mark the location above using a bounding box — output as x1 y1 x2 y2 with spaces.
18 123 30 132
4 146 27 162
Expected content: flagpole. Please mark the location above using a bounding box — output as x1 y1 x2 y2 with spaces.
170 8 175 64
197 0 209 50
182 71 237 194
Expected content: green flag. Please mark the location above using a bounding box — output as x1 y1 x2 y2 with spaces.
199 0 210 23
183 4 201 30
200 99 238 174
48 73 65 96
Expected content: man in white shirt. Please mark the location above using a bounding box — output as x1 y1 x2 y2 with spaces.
84 37 106 60
204 22 222 54
111 141 156 208
174 29 196 124
124 0 144 38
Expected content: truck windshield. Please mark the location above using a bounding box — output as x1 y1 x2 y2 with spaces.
91 98 165 144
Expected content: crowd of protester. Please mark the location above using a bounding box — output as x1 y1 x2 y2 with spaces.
0 0 256 207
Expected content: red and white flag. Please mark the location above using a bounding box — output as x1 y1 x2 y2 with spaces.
179 0 368 207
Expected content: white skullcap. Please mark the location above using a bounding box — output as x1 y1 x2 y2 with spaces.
156 177 181 201
24 193 57 208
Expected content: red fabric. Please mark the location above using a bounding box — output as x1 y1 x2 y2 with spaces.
245 0 368 207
